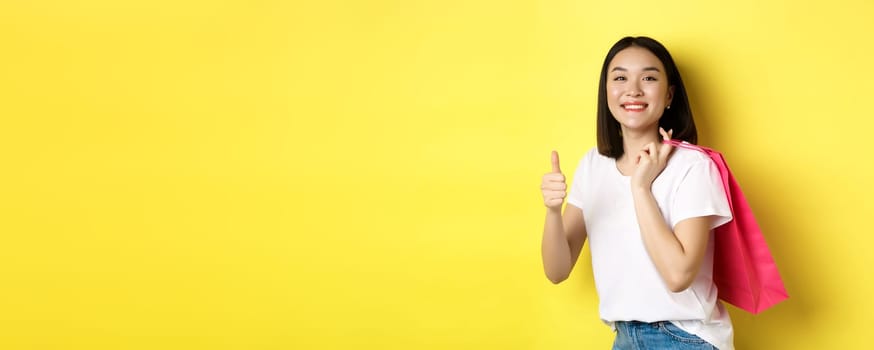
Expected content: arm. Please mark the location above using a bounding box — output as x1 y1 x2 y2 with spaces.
540 151 587 284
631 188 712 292
541 204 587 284
630 129 712 292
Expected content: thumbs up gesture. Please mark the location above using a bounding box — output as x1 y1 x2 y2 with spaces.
541 150 567 210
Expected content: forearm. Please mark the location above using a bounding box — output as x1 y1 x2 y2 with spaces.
541 207 572 283
631 187 696 291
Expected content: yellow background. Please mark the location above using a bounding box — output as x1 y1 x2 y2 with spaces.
1 0 871 349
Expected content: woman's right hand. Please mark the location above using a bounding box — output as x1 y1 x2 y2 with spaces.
541 150 567 210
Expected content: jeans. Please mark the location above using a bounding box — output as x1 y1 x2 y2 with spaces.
612 321 717 350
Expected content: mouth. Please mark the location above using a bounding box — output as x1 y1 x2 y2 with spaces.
621 103 648 112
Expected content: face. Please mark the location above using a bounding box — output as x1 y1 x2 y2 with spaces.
605 46 674 132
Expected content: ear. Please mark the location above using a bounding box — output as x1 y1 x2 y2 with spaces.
667 85 675 106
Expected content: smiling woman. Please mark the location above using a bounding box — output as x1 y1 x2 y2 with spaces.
540 37 733 350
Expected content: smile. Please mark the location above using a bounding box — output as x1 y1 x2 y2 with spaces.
621 103 648 111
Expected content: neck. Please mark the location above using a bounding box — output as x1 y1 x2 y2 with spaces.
618 126 660 163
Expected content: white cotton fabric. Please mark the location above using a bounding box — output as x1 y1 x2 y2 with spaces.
566 146 734 350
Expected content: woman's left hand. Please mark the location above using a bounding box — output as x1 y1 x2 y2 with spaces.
631 128 674 190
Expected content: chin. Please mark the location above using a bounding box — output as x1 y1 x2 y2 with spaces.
617 119 659 132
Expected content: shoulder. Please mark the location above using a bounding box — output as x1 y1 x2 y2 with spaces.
576 146 611 170
660 145 715 182
667 145 711 169
583 146 602 162
569 147 609 183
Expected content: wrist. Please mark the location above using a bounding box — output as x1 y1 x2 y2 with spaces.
631 184 652 196
546 206 562 215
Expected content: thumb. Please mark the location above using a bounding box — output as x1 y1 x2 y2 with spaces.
551 150 561 173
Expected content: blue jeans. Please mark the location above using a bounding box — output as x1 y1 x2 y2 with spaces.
612 321 717 350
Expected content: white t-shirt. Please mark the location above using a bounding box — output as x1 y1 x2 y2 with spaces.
566 146 734 350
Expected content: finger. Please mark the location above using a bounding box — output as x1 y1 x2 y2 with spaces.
551 150 561 173
659 127 670 141
542 182 568 191
542 180 568 189
644 142 658 160
543 173 566 183
637 150 651 165
659 141 674 163
546 190 567 199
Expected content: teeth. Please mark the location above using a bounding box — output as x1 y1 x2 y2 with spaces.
624 104 646 110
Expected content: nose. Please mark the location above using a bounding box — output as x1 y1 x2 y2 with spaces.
626 83 643 97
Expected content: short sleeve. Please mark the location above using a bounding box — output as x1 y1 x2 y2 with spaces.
566 149 593 210
670 159 732 230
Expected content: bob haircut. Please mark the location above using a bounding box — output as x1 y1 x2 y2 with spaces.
596 36 697 159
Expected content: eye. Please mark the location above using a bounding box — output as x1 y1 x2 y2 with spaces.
613 76 626 81
643 76 658 81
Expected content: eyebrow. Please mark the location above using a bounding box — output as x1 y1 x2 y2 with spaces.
610 66 661 72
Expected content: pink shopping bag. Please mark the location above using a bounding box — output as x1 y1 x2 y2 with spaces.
663 139 789 314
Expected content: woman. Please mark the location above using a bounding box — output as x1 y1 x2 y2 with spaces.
540 36 734 349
